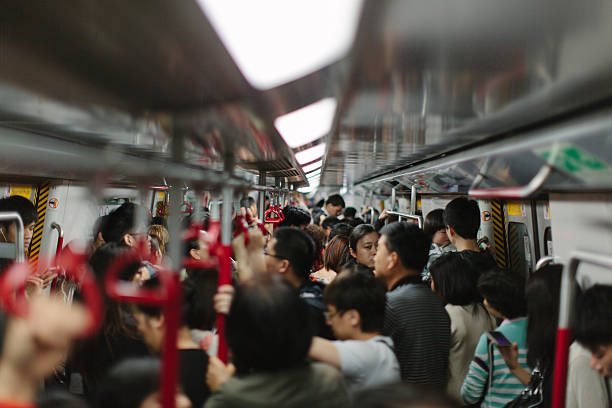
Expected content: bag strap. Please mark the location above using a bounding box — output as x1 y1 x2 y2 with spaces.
473 338 494 407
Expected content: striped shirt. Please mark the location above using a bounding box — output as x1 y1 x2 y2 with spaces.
461 318 529 408
383 275 450 388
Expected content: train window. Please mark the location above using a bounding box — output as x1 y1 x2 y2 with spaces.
544 227 553 256
507 222 533 278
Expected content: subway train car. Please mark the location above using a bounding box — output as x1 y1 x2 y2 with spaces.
0 1 611 407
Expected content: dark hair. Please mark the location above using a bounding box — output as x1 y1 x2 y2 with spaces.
444 198 480 239
36 390 89 408
477 270 526 319
323 235 350 273
349 224 377 251
226 276 313 373
134 272 217 330
92 215 109 240
273 227 315 280
90 243 139 282
525 264 563 375
0 195 37 227
279 206 311 228
429 252 481 306
343 207 357 218
324 269 386 332
574 284 612 352
150 216 168 229
325 194 345 208
102 203 149 244
328 222 353 242
348 217 365 227
304 224 326 266
379 222 430 271
321 216 340 230
353 383 460 408
424 209 446 240
95 358 161 408
315 199 325 208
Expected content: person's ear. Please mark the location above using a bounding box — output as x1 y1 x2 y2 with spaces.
389 251 399 270
446 226 455 238
189 248 201 260
349 247 357 259
151 314 165 330
346 309 360 328
123 233 135 247
278 259 290 274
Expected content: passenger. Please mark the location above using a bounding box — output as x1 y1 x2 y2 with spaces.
353 383 460 408
327 221 353 243
147 224 169 258
95 357 191 408
348 217 365 227
311 235 349 285
428 252 496 401
0 298 90 408
343 206 357 220
205 276 351 408
91 214 109 252
444 198 496 278
497 265 611 408
308 268 400 394
132 275 212 408
321 215 340 239
304 224 326 271
264 227 333 338
461 270 528 407
101 202 151 249
573 285 612 402
374 222 450 388
422 209 456 282
348 224 378 271
278 205 311 228
314 194 346 225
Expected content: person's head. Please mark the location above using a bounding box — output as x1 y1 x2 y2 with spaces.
343 207 357 219
348 224 379 269
150 216 168 229
524 264 563 369
374 222 430 288
226 276 313 374
102 203 151 248
328 222 353 243
324 194 345 217
265 227 315 285
477 270 526 320
0 195 37 252
353 383 460 408
424 209 449 246
147 225 169 256
429 252 481 306
90 242 149 284
304 224 326 267
96 358 190 408
348 217 365 227
323 267 386 339
132 273 216 352
574 284 612 377
323 235 350 273
321 216 340 237
279 206 311 228
444 198 480 243
92 215 109 251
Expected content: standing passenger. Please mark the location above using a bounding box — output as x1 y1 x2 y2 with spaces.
314 194 346 226
422 209 455 282
348 224 378 271
374 222 450 388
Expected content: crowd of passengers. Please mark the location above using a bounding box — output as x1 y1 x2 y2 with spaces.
0 193 609 408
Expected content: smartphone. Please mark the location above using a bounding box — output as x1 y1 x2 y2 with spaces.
486 331 512 347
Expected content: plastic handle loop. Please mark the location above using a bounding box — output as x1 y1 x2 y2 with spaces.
181 201 193 215
264 205 285 223
0 250 103 338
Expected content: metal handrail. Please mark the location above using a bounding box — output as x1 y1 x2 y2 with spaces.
0 212 25 262
552 250 612 408
384 211 423 229
468 164 553 199
535 255 557 270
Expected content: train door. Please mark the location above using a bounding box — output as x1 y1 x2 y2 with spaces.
535 200 553 258
504 200 538 278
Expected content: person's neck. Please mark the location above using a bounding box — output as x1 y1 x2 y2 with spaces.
386 268 419 291
284 271 304 288
352 331 380 341
0 362 36 405
177 327 199 350
455 238 479 252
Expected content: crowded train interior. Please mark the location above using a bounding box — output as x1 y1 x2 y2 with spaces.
0 1 610 407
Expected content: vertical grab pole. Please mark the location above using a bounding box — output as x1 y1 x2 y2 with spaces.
391 186 397 212
258 171 267 220
217 185 233 363
410 185 417 215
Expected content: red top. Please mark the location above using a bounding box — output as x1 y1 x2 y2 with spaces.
0 401 36 408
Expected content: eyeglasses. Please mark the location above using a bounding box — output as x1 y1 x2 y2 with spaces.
323 310 342 320
263 250 286 260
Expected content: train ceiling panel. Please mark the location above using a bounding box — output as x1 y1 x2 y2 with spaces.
322 0 612 189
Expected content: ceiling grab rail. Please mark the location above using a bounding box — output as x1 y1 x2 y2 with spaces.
384 211 424 229
0 212 25 263
468 164 553 199
552 250 612 408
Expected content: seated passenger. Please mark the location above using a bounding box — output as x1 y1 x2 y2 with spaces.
422 208 456 282
429 252 496 401
96 358 190 408
444 198 496 278
374 222 450 388
461 270 528 407
573 285 612 403
132 275 213 408
278 206 311 228
205 276 351 408
308 266 400 394
348 224 378 271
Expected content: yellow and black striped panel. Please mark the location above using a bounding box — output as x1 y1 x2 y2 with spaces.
491 200 508 269
28 183 50 270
